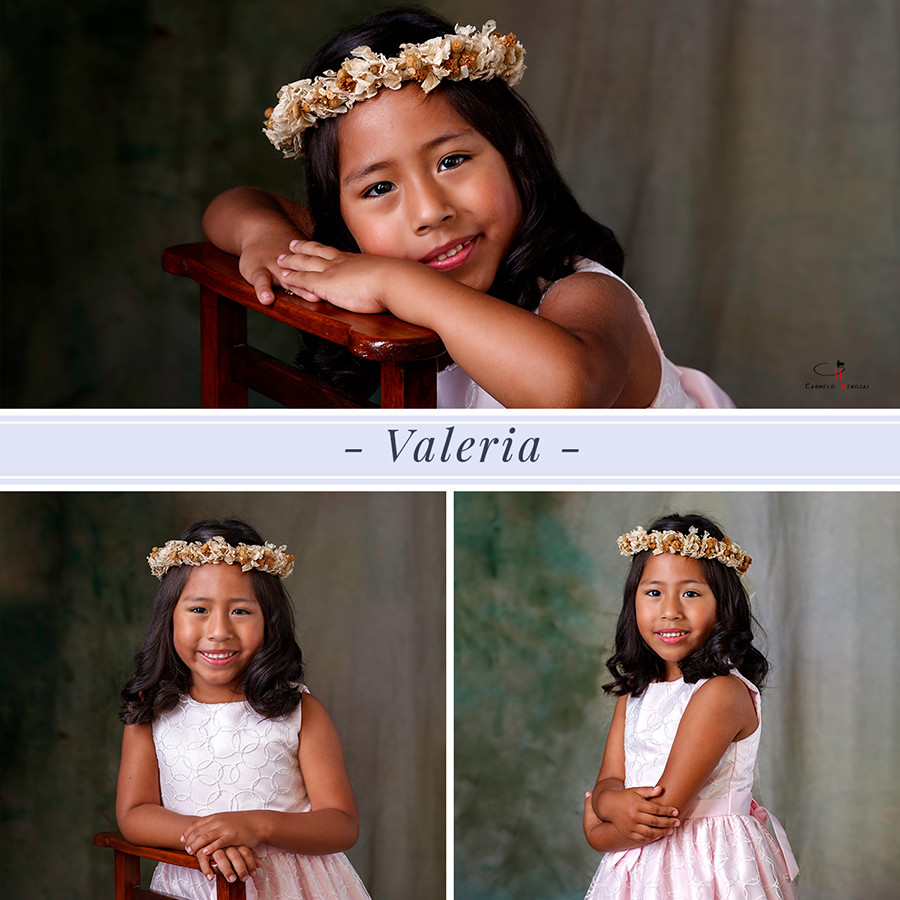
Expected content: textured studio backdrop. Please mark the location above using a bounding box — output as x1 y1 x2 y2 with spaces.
2 0 897 407
0 491 445 900
455 491 900 900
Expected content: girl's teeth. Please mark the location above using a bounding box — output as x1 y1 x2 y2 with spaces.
435 240 470 261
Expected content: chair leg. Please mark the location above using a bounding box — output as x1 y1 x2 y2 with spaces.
380 359 437 408
114 848 141 900
200 287 248 408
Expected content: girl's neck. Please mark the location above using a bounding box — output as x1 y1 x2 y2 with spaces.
187 684 247 704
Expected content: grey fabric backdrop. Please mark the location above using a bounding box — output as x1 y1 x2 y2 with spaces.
2 0 896 407
455 491 900 900
0 491 445 900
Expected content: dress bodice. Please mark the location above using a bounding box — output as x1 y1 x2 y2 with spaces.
624 672 760 803
152 691 310 817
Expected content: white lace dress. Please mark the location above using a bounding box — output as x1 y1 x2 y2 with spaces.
436 258 735 409
150 690 371 900
584 672 799 899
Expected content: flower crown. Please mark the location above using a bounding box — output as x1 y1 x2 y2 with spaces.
617 526 752 575
263 20 526 158
147 536 295 580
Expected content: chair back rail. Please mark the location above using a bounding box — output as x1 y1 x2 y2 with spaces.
94 831 246 900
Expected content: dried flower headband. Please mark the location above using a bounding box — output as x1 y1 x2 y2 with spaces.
147 536 295 580
263 20 526 158
617 526 752 575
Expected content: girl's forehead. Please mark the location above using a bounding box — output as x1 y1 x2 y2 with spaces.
639 553 709 582
337 84 468 166
180 562 258 595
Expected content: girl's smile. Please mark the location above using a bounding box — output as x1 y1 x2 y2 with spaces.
635 554 718 681
172 563 264 703
337 83 522 293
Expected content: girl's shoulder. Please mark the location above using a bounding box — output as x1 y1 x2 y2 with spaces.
688 673 759 736
538 257 648 338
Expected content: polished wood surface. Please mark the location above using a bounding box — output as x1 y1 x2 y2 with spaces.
94 831 246 900
163 242 442 408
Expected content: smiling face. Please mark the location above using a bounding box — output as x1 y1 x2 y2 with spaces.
337 83 523 292
635 554 718 681
172 563 265 703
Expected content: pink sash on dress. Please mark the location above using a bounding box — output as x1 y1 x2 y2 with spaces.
682 791 799 881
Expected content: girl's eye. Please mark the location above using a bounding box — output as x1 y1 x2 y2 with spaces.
645 589 661 597
363 181 394 199
684 590 700 598
231 608 252 615
439 153 468 171
188 606 207 614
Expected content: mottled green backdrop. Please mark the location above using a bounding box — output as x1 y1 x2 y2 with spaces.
455 491 900 900
0 491 445 900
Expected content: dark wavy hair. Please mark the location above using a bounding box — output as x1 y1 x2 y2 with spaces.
120 519 304 725
295 6 625 394
603 513 769 697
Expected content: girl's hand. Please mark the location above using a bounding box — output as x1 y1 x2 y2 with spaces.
181 811 263 859
195 844 262 885
583 791 604 839
595 784 680 844
278 240 409 314
201 187 313 306
238 234 298 306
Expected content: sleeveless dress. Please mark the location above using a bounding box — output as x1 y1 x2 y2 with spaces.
150 689 371 900
584 672 799 899
436 258 735 409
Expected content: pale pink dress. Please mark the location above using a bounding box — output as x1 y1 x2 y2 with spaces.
436 258 735 409
150 688 371 900
584 671 799 899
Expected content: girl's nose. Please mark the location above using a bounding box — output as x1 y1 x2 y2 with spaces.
411 179 454 233
660 594 683 619
207 611 233 639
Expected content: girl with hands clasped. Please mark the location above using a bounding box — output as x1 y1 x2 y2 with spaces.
116 519 371 900
203 8 735 409
582 514 799 899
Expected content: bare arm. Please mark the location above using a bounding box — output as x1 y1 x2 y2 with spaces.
652 675 758 814
586 695 680 853
116 723 262 884
278 245 661 408
181 694 360 858
116 723 195 848
202 187 313 305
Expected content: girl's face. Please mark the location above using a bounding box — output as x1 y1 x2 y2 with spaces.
172 563 265 703
337 83 523 292
635 554 718 681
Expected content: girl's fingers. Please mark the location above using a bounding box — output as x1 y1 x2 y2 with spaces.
288 239 339 259
280 255 329 275
250 271 275 305
196 851 215 882
216 847 254 883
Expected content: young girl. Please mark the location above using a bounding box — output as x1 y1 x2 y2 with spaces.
203 8 735 409
117 518 371 900
582 514 799 899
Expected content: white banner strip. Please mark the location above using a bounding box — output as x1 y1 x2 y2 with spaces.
0 411 897 485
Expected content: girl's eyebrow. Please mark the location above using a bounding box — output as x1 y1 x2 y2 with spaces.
342 128 476 187
640 579 707 586
177 594 260 604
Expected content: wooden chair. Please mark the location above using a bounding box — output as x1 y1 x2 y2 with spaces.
162 242 444 408
93 831 246 900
